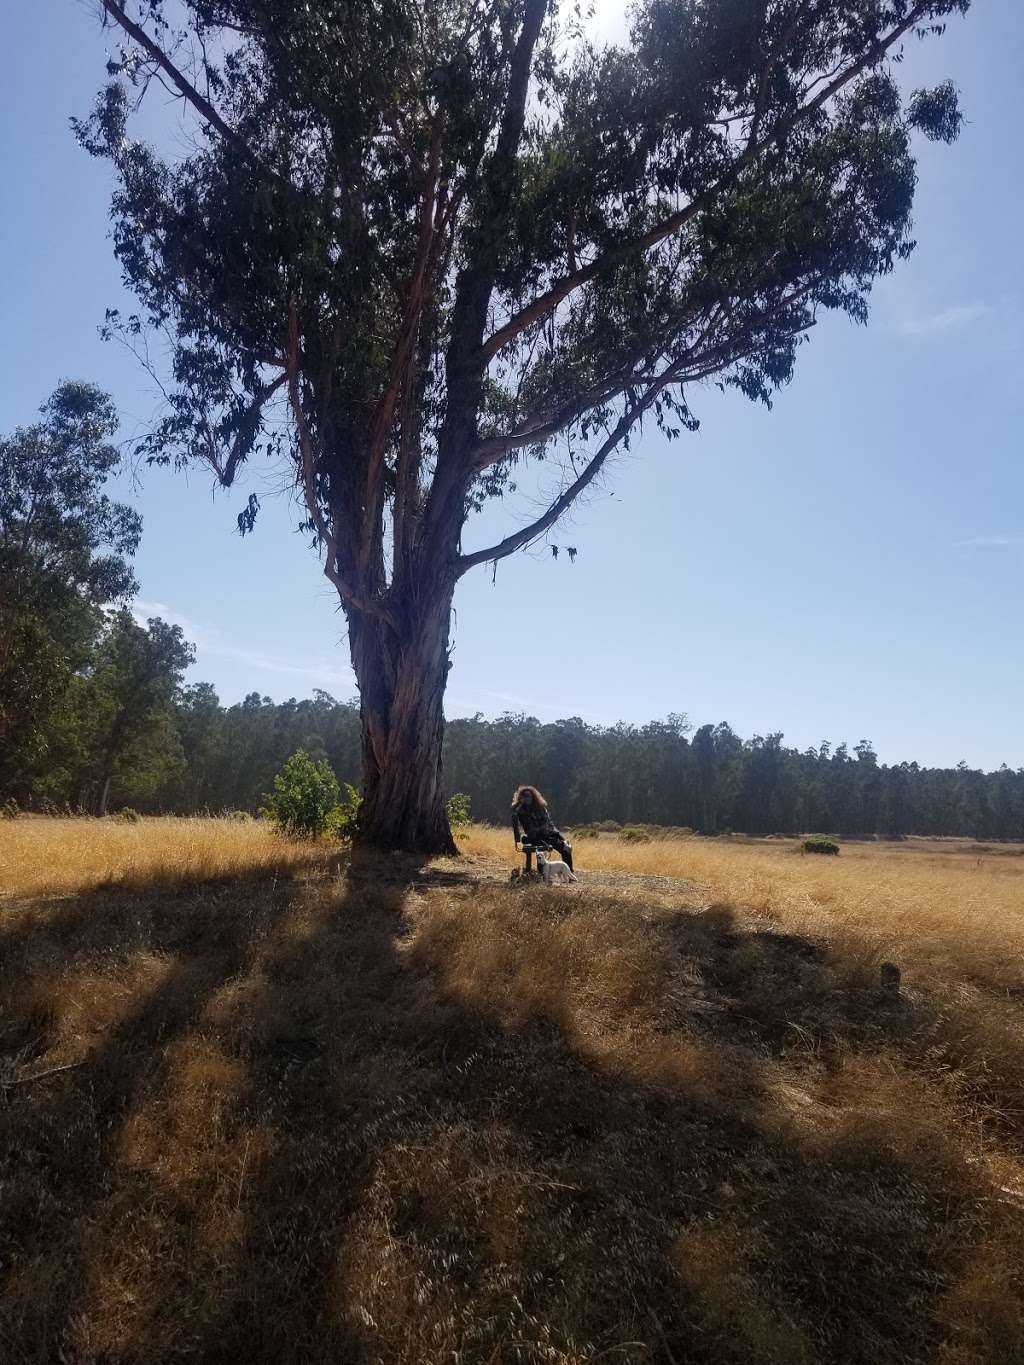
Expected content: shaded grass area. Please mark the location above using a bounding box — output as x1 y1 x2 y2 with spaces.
2 842 1023 1363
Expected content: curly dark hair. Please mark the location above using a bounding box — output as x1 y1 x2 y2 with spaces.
511 784 548 811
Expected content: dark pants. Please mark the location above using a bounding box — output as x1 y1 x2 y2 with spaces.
525 828 573 872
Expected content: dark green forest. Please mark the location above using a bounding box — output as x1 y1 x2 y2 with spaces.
3 384 1021 840
11 683 1024 841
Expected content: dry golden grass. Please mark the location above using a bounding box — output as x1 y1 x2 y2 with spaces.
0 815 324 899
464 825 1024 992
2 818 1023 1364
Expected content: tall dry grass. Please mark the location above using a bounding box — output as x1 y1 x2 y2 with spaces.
462 826 1024 994
0 816 324 900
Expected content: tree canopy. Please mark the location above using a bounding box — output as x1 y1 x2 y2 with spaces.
75 0 973 850
0 382 141 795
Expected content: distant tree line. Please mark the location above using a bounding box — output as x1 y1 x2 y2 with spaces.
11 688 1023 842
4 386 1021 839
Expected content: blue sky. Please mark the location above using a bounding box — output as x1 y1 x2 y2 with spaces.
2 2 1021 769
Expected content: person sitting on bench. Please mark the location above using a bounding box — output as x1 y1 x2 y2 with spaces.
511 785 574 873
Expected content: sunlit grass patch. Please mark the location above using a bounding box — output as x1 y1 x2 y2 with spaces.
0 815 324 899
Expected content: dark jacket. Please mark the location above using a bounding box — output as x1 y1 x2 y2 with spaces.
512 801 559 844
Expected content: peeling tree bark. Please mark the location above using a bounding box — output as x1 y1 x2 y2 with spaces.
347 576 458 855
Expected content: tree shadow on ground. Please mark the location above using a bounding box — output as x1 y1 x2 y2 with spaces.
0 863 1017 1364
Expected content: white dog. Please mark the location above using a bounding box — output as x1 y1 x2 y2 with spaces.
535 850 578 885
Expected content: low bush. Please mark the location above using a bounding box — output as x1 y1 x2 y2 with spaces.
263 750 341 839
226 809 254 823
803 834 840 856
596 820 622 833
117 807 141 823
620 826 652 843
326 783 362 840
446 792 472 829
1 798 20 821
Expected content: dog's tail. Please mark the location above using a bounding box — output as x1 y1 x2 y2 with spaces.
567 869 579 883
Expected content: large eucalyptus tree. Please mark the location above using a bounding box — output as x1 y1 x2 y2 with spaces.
77 0 970 851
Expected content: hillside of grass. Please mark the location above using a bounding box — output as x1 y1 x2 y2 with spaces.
2 820 1023 1364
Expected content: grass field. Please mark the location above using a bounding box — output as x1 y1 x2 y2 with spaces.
2 819 1023 1363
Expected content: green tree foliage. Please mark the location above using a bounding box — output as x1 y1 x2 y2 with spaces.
446 792 472 829
76 0 972 852
0 383 141 798
262 749 341 839
326 783 363 840
62 611 196 815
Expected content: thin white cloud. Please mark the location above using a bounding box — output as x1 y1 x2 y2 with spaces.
446 687 615 725
131 598 356 692
953 535 1024 548
131 598 203 636
898 304 993 338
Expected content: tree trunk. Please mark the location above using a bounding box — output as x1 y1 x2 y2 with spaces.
97 772 113 818
347 579 458 855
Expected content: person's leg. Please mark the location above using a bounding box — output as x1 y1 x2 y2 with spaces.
550 830 574 872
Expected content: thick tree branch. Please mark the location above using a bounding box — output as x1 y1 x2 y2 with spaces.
197 373 287 487
480 0 933 364
434 0 549 473
471 266 820 470
286 302 394 626
457 405 647 574
469 364 657 469
457 362 684 575
458 272 826 576
99 0 274 175
362 122 444 568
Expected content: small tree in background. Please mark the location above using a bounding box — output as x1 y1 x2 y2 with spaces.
446 792 472 830
263 750 341 839
77 611 196 816
78 0 972 852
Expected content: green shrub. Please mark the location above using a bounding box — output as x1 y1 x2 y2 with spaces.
596 820 622 833
226 809 254 822
117 807 141 823
803 834 840 856
1 798 20 821
446 792 472 829
326 783 362 840
620 826 652 843
262 750 341 839
571 824 600 838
